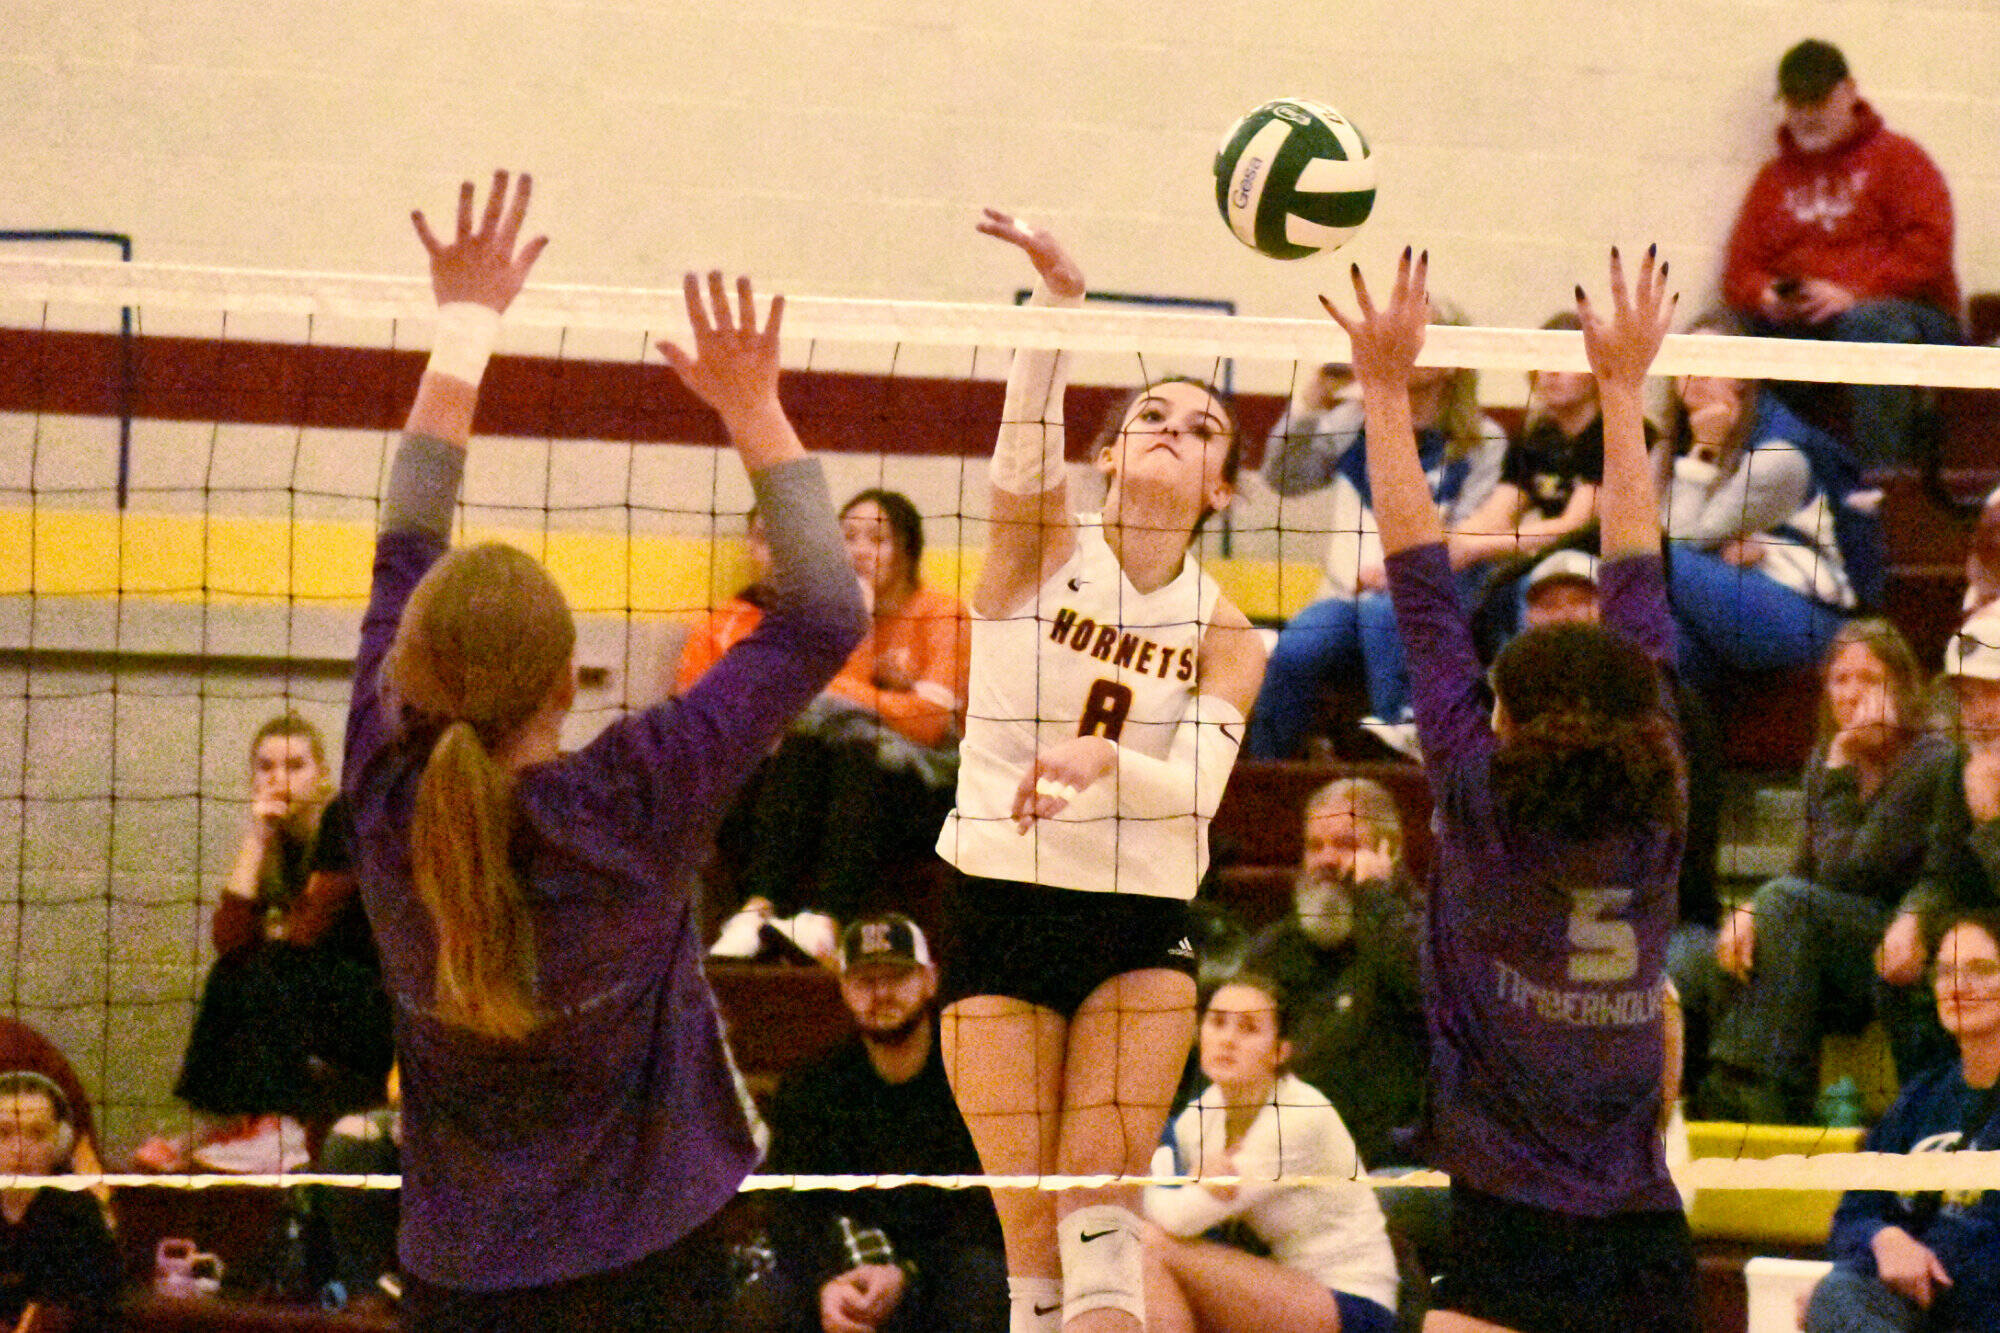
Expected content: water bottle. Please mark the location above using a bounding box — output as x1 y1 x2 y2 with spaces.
1817 1075 1865 1128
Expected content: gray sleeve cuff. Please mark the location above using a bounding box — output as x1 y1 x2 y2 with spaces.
380 433 465 537
750 457 865 617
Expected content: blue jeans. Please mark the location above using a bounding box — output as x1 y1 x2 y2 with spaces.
1666 549 1847 696
1759 298 1962 466
1247 592 1405 759
1680 874 1889 1121
1802 1265 1923 1333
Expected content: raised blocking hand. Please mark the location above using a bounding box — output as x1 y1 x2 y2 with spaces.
411 170 548 313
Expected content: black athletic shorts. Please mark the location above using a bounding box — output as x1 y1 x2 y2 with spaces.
938 870 1198 1019
1434 1183 1697 1333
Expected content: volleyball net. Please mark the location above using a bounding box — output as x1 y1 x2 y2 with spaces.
3 253 2000 1200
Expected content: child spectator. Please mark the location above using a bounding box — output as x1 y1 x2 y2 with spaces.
0 1072 119 1331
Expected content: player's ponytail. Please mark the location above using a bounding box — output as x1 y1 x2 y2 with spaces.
1490 624 1685 843
388 542 575 1041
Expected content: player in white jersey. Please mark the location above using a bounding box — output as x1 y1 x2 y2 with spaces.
937 211 1268 1333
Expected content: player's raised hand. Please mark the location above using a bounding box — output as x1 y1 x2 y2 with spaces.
411 170 548 313
659 272 786 428
1320 247 1430 386
977 208 1086 300
1576 245 1675 391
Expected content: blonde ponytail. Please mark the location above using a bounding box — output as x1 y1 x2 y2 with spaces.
412 721 540 1040
388 542 576 1042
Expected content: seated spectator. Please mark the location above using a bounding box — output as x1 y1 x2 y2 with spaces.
738 914 1005 1333
0 1024 99 1183
708 490 969 934
1882 612 2000 995
1682 620 1952 1123
1802 909 2000 1333
173 714 392 1168
1141 974 1400 1333
1452 313 1619 655
1240 778 1424 1170
1657 311 1861 694
1724 39 1961 467
1251 305 1506 759
0 1071 119 1331
676 505 775 690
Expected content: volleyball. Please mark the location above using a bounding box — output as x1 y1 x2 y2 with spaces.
1214 98 1376 260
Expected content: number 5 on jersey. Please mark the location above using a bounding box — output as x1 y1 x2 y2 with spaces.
1567 887 1638 984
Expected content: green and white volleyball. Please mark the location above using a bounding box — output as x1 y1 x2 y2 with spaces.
1214 98 1376 260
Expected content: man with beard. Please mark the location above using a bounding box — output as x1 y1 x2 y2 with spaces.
1241 778 1426 1170
746 914 1006 1333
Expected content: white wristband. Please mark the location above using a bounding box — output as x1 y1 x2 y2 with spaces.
427 302 501 387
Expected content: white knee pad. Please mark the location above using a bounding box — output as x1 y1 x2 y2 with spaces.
1009 1275 1062 1333
1059 1204 1145 1324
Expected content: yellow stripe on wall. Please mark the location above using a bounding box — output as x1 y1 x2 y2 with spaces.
0 508 1317 621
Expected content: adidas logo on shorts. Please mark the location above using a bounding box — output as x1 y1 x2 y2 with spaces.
1170 936 1196 961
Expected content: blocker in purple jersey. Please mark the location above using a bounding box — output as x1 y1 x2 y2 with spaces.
1389 541 1685 1219
1214 98 1376 260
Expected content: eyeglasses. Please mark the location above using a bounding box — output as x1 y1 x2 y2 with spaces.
1932 960 2000 988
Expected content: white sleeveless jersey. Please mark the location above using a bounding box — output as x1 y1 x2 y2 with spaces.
938 515 1225 899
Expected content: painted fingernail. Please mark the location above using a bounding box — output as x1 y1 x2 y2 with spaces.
1611 246 1620 261
1419 249 1428 265
1647 243 1658 261
1401 245 1412 262
1575 285 1586 301
1351 263 1361 279
1661 263 1670 280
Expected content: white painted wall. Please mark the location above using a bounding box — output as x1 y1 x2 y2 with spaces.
4 0 1993 322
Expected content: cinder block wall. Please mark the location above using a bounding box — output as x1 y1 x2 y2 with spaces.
2 0 1993 1154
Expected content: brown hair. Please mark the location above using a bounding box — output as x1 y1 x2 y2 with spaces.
1202 970 1292 1043
1090 377 1244 535
1659 308 1764 473
387 543 576 1041
1815 619 1927 752
250 712 327 771
1304 776 1405 867
1490 624 1686 842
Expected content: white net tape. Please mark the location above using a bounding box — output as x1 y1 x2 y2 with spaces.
6 255 2000 383
13 1153 2000 1192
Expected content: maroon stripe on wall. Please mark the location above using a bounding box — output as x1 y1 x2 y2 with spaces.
0 327 1287 464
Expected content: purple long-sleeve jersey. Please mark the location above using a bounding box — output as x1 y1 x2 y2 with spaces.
1389 541 1683 1217
343 437 865 1291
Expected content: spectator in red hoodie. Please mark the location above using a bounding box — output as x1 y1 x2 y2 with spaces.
1722 39 1961 466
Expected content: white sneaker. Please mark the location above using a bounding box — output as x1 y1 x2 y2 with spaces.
769 911 839 962
709 906 770 958
1358 716 1423 762
191 1114 310 1174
